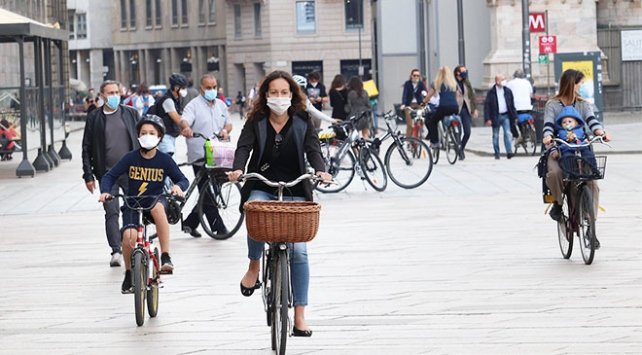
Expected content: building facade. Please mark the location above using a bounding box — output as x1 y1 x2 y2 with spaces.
224 0 373 102
67 0 114 91
111 0 227 90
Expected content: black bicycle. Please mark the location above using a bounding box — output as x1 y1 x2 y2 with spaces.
514 112 538 156
241 172 323 355
173 132 244 240
316 112 387 193
371 110 433 189
552 136 608 265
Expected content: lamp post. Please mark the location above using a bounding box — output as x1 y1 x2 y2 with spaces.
521 0 531 80
456 0 465 65
357 0 363 78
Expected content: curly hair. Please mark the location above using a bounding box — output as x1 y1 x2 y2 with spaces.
246 70 307 121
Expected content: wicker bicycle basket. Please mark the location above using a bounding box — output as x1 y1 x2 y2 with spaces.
244 200 321 243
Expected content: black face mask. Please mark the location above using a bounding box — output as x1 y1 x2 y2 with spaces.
459 71 468 80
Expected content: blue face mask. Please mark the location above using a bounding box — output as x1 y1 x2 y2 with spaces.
106 95 120 110
203 89 217 101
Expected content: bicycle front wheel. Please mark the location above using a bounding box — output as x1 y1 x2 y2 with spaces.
359 146 387 191
385 136 433 189
526 123 537 156
198 179 244 240
446 126 460 165
132 250 146 326
147 247 159 317
316 141 356 193
557 197 573 259
271 251 289 354
578 186 597 265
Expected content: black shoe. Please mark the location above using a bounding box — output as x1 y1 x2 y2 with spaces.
211 220 229 237
292 326 313 337
507 153 515 159
183 226 202 238
240 278 261 297
594 237 601 250
459 150 466 161
550 203 563 221
494 154 500 160
160 252 174 274
121 270 133 294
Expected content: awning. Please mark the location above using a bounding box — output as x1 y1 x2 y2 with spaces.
0 7 68 42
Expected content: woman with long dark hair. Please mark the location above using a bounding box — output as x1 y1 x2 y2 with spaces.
329 74 348 120
345 76 372 137
228 70 331 337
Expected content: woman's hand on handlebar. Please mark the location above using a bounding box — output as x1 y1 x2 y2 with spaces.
170 185 185 198
227 169 243 182
98 192 111 203
594 129 611 142
543 135 553 146
315 171 333 184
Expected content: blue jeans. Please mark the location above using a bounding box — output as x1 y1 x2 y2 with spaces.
247 190 310 306
492 114 513 156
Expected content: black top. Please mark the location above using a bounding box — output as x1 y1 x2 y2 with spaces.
329 88 348 120
256 118 304 197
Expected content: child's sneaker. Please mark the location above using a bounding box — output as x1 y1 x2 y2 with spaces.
160 252 174 274
121 270 133 294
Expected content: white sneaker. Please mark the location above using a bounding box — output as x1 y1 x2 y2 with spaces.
110 252 122 267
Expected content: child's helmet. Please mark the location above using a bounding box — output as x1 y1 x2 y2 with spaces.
136 114 166 137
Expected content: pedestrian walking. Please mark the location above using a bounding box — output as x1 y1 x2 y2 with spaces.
305 71 328 129
454 65 479 160
484 74 517 159
179 74 233 238
329 74 348 120
81 80 140 267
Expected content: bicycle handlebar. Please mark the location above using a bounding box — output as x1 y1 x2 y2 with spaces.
552 135 611 149
239 172 322 188
106 193 183 211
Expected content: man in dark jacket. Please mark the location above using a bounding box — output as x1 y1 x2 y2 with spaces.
400 69 428 138
484 74 517 159
82 80 140 267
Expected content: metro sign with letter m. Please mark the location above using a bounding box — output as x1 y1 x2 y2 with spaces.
529 12 546 32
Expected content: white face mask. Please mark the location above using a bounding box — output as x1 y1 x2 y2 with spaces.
179 88 188 98
138 134 161 150
267 97 291 116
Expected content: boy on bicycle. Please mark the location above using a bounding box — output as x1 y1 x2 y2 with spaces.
99 115 189 293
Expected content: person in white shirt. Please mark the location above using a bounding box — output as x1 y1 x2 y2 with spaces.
484 74 518 159
179 74 233 238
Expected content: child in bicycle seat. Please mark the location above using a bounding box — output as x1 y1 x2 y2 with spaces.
99 114 188 294
552 106 599 176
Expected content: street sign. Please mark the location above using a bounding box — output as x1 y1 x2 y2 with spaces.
529 12 546 32
539 35 557 54
538 54 549 64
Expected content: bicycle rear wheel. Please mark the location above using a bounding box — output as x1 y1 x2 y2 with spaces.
432 125 443 165
132 250 146 326
316 141 356 193
578 186 596 265
446 126 460 165
271 251 289 354
147 247 159 317
526 123 537 156
198 179 244 240
359 146 387 191
385 136 433 189
557 197 573 259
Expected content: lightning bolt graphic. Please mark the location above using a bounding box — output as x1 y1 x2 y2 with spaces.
137 182 149 197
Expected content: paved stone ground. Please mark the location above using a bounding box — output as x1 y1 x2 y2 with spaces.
0 111 641 354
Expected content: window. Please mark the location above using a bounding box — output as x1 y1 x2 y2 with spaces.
171 0 178 26
146 0 153 27
234 4 241 37
155 0 162 26
76 13 87 39
254 2 261 36
296 1 316 33
345 0 363 30
198 0 206 24
68 10 75 39
208 0 216 23
181 0 188 25
120 0 127 29
129 0 137 28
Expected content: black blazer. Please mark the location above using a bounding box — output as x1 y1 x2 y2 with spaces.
233 112 325 209
484 85 517 127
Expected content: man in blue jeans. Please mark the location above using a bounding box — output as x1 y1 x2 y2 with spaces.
484 74 517 159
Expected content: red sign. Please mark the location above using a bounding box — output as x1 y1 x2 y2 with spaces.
529 12 546 32
539 35 557 54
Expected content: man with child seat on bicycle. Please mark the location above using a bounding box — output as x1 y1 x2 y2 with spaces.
542 69 610 246
227 70 331 337
99 115 188 293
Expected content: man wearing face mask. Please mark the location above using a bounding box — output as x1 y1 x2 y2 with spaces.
179 74 233 238
82 80 141 267
400 69 428 139
454 65 479 160
154 73 190 156
484 74 518 159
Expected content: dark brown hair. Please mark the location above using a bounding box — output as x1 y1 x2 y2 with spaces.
555 69 585 105
330 74 346 91
246 70 307 121
347 76 366 98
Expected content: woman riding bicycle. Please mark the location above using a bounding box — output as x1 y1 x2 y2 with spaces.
542 69 611 242
227 70 331 337
423 66 459 148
